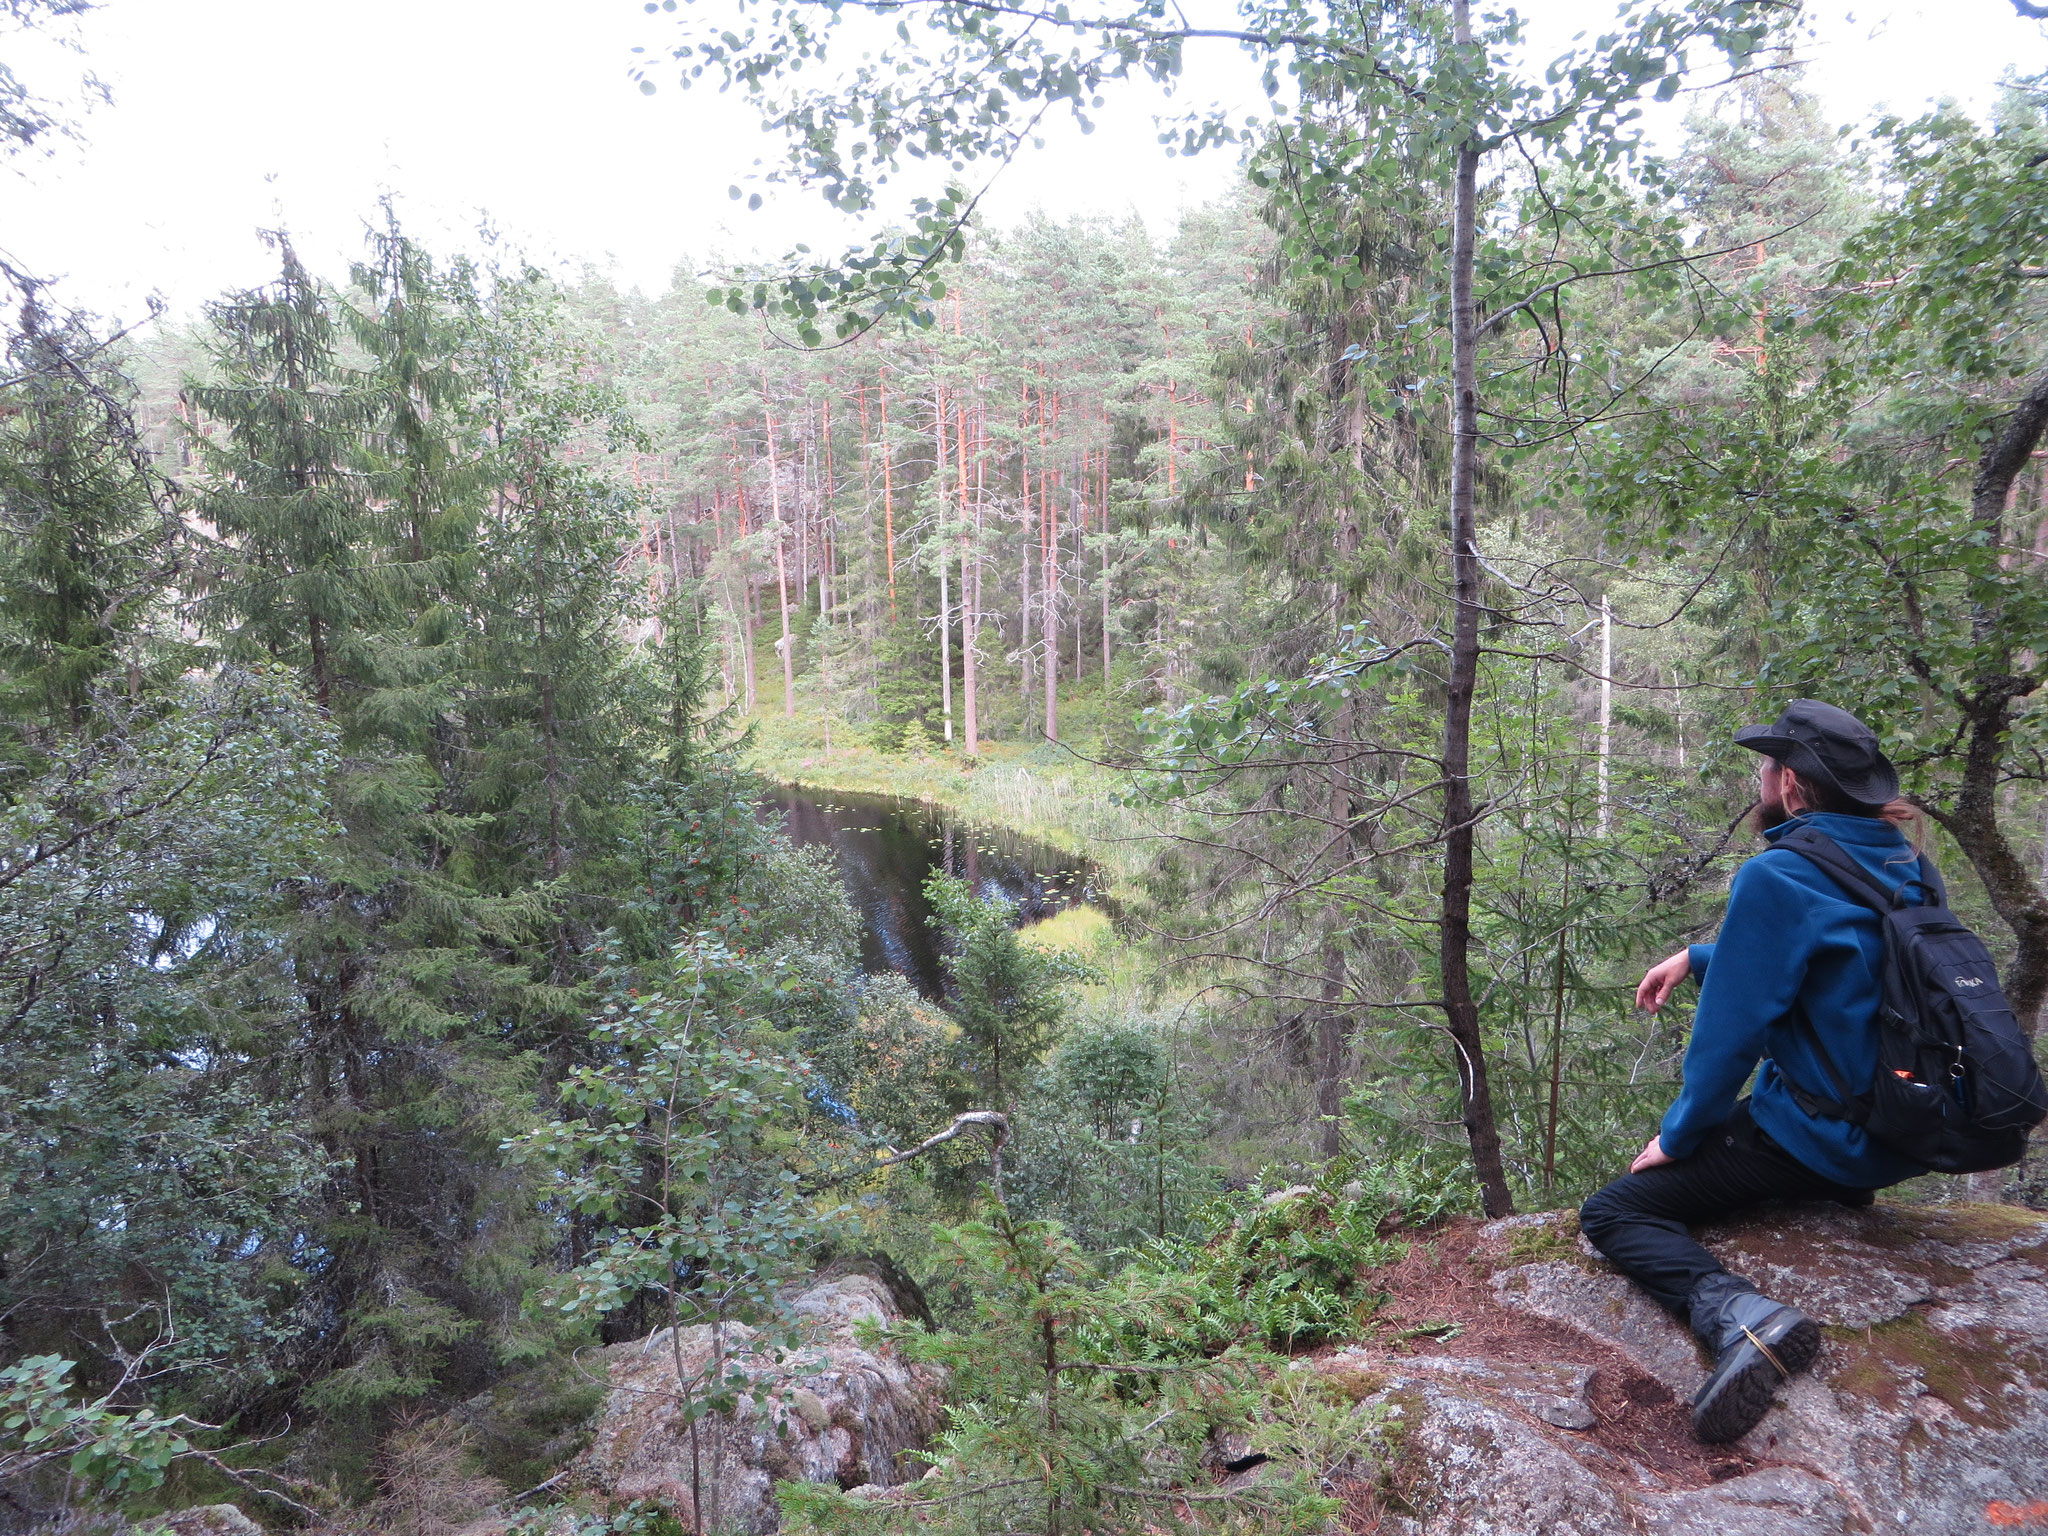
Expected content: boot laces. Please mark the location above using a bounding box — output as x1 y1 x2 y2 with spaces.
1740 1325 1789 1380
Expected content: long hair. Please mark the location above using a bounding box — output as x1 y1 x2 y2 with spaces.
1785 767 1928 856
1879 799 1930 856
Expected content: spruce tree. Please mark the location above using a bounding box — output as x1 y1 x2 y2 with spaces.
0 270 184 752
186 235 555 1442
460 268 652 1056
0 269 329 1417
188 235 380 711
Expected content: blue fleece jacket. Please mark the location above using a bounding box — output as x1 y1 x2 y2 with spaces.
1661 811 1931 1188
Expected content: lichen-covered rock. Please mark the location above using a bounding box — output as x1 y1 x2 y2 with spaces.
1488 1259 1703 1398
574 1273 943 1534
1397 1355 1599 1430
162 1506 264 1536
1644 1465 1854 1536
1332 1201 2048 1536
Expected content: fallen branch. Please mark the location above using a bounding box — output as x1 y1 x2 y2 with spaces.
813 1111 1012 1201
871 1111 1009 1170
183 1449 322 1522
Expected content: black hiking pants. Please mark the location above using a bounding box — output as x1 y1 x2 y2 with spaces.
1579 1101 1878 1316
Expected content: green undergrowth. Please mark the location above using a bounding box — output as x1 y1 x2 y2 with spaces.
1103 1182 1409 1356
776 1171 1420 1536
414 1172 1450 1536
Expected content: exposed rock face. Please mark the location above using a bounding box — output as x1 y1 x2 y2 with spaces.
162 1507 265 1536
1334 1202 2048 1536
575 1271 942 1534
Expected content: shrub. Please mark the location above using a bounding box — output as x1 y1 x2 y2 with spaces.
1102 1177 1407 1357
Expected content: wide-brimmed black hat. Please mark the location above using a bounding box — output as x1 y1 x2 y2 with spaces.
1734 699 1900 808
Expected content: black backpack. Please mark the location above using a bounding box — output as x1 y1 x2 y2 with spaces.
1772 826 2047 1175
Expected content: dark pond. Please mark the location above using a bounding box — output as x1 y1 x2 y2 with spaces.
759 786 1103 998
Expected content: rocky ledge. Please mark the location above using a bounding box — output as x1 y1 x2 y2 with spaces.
573 1262 942 1535
429 1201 2042 1536
1335 1200 2048 1536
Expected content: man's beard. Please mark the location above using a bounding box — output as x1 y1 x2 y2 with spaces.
1753 794 1793 835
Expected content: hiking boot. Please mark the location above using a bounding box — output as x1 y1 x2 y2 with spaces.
1685 1272 1821 1444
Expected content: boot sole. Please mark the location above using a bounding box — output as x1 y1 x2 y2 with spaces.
1691 1311 1821 1444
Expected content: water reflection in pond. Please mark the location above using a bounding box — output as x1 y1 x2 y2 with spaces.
759 786 1102 998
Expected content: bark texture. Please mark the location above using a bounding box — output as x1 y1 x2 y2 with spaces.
1932 368 2048 1034
1439 18 1515 1217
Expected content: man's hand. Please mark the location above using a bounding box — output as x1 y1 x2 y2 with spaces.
1631 1135 1676 1174
1635 947 1693 1013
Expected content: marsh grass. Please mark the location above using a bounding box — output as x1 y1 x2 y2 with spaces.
742 700 1170 896
1017 904 1113 955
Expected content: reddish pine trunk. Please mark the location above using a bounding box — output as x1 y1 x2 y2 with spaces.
881 374 896 618
961 398 978 754
763 389 795 717
1041 385 1058 744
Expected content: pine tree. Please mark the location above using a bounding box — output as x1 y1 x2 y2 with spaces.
0 269 330 1417
186 236 564 1441
0 268 184 752
188 233 381 711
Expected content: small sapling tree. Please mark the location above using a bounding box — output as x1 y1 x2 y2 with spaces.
508 933 843 1534
924 871 1082 1116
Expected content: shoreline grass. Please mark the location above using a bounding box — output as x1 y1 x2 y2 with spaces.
739 695 1173 898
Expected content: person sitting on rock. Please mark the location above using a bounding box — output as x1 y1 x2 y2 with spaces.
1579 699 1930 1445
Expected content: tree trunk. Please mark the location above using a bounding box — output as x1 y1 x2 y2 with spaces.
1072 463 1083 688
1041 391 1059 743
1933 721 2048 1035
744 579 758 715
1597 595 1612 836
881 373 896 618
821 395 835 622
796 437 809 598
962 401 979 755
1545 827 1573 1199
937 389 954 742
1100 455 1112 709
1315 940 1347 1161
938 551 954 742
1317 699 1356 1160
1441 16 1515 1217
308 612 331 712
1167 375 1178 495
1936 368 2048 1036
1020 430 1034 722
764 392 796 717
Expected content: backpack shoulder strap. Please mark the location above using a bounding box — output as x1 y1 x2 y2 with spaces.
1782 1015 1863 1123
1759 827 1887 1126
1777 831 1916 913
1912 850 1948 909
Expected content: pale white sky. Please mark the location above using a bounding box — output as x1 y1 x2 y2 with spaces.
1 1 2043 324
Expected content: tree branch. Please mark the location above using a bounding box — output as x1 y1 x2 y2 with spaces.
1474 215 1819 342
1971 367 2048 527
870 1110 1010 1170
